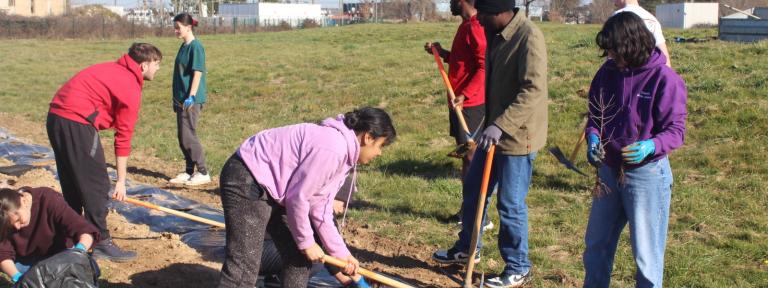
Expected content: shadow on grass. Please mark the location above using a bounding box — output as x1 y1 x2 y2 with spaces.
350 199 457 224
377 159 458 180
99 263 220 288
532 170 591 193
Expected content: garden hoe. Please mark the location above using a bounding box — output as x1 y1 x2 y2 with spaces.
548 132 588 177
124 197 416 288
431 46 476 158
464 144 496 288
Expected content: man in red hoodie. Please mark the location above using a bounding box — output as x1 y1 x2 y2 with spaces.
46 43 162 262
424 0 486 224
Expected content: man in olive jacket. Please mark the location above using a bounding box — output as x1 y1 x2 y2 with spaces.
432 1 547 287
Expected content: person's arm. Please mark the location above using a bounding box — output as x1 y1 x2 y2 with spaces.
77 233 94 250
458 21 487 108
492 31 548 136
113 156 128 201
658 42 672 67
188 42 206 99
188 71 203 97
649 74 687 156
283 148 348 258
1 259 19 281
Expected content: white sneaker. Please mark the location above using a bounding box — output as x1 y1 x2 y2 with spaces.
185 172 211 186
485 270 531 288
169 172 191 184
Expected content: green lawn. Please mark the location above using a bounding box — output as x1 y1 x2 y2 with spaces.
1 22 766 287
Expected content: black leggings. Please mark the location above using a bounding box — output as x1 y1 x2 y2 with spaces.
217 153 312 288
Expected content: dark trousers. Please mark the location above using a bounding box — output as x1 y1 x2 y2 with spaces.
176 104 207 175
46 113 111 239
217 153 312 288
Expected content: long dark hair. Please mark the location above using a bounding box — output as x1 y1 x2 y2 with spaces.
0 188 22 242
596 12 656 68
343 107 397 146
173 13 198 28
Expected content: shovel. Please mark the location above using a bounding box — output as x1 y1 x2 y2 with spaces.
548 131 588 177
464 145 495 288
430 46 476 158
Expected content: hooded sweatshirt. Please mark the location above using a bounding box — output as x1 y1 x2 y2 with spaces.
585 48 687 169
238 115 359 258
49 54 144 157
0 187 100 262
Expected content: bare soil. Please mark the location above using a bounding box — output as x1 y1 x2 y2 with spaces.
0 113 461 287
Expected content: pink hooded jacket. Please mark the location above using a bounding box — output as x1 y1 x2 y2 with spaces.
238 115 358 258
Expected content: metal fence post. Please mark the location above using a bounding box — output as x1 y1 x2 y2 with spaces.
233 17 237 34
131 19 135 38
71 16 76 38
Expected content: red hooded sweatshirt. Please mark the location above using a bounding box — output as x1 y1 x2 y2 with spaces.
49 54 144 157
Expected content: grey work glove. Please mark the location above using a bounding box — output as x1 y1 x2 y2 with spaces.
476 124 502 150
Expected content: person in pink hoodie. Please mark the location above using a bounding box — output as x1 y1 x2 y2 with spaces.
217 107 396 288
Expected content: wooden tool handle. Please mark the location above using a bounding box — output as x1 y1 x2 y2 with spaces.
123 197 225 228
431 46 473 139
323 255 415 288
463 145 496 287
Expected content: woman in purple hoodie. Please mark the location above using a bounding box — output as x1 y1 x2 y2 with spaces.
217 107 396 288
582 12 687 288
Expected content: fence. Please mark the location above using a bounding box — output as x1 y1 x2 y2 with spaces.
0 14 340 39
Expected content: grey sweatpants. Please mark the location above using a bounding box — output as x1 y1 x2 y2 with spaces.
176 104 207 175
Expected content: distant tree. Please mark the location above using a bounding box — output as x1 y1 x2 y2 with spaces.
548 0 580 23
587 0 613 23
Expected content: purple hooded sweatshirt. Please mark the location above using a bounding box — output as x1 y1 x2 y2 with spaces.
238 115 359 258
585 48 687 168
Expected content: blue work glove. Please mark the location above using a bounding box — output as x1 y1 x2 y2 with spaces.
622 139 656 164
586 133 603 167
351 276 370 288
11 271 23 283
72 242 87 252
475 124 502 150
183 95 195 111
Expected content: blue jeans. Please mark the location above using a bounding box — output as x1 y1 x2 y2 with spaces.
583 157 673 288
454 148 536 275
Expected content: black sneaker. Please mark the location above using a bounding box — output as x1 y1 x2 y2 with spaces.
432 247 480 264
484 270 532 288
92 238 137 262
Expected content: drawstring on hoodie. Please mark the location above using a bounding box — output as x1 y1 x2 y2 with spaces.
340 165 357 233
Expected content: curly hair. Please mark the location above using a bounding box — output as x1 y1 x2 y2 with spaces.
596 12 656 68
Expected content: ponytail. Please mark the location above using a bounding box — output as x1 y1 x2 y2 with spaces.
173 13 198 28
343 107 397 146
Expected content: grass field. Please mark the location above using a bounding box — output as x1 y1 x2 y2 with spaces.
1 22 767 287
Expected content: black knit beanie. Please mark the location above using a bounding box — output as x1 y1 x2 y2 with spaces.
474 0 515 14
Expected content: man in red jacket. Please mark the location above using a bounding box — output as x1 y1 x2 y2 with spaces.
424 0 487 223
46 43 162 262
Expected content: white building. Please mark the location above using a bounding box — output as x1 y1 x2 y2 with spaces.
655 3 719 29
218 2 323 27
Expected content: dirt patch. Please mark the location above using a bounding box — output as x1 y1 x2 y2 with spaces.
0 113 458 287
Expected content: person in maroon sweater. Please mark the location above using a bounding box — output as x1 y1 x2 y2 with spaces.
0 187 99 284
47 43 162 262
424 0 487 223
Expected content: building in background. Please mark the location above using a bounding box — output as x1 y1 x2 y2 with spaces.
218 2 323 27
655 2 719 29
0 0 66 16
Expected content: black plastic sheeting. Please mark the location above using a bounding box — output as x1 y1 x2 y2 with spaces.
0 128 341 287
